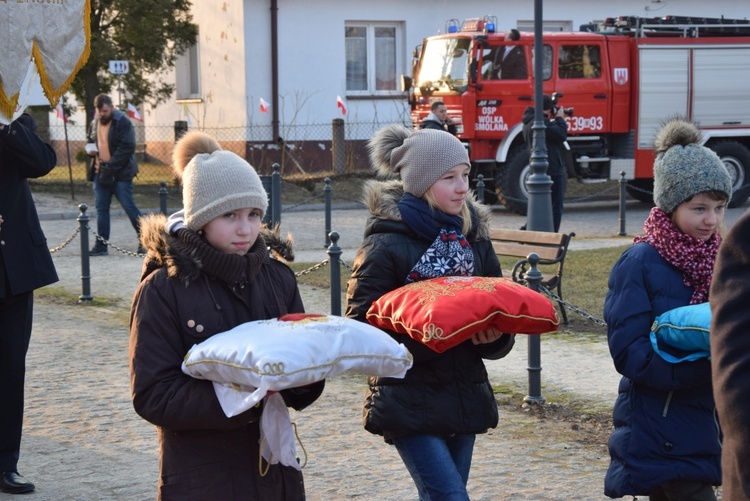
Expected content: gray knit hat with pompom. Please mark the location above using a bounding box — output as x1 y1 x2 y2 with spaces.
653 118 732 213
173 131 268 230
367 125 470 197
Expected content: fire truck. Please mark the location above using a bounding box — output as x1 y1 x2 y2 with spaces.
403 15 750 213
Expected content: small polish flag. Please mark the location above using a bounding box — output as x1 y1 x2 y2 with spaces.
336 95 347 115
54 103 68 122
127 103 143 122
260 98 270 113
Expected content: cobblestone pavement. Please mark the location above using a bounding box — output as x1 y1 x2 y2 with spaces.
3 194 739 500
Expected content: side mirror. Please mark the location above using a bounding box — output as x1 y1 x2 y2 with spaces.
400 75 413 92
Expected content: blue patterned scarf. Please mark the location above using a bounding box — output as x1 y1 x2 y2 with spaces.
397 193 475 283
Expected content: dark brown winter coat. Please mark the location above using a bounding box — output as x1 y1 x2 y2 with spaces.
129 214 323 500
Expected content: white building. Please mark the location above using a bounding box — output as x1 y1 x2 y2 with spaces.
48 1 750 172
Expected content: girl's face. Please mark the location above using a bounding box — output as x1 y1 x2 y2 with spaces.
428 163 470 215
672 193 726 241
202 208 263 255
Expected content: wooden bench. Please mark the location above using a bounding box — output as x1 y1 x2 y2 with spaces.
490 228 576 324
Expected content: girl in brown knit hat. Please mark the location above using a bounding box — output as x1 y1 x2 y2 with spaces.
345 124 515 500
603 118 731 500
129 131 323 500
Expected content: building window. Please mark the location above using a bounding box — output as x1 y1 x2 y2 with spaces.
176 37 201 99
345 22 402 95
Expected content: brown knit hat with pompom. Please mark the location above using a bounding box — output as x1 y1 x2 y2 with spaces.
173 131 268 230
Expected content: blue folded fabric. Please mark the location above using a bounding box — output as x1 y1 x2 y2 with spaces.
650 302 711 363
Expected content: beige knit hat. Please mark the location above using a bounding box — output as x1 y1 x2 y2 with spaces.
173 131 268 230
368 124 470 197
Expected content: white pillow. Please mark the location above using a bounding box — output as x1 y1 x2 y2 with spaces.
182 314 413 417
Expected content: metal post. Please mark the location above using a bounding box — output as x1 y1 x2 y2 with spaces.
526 0 554 233
260 175 272 226
476 174 485 205
524 252 545 404
272 163 282 228
324 178 332 248
332 118 346 175
618 171 627 236
327 231 342 316
77 204 93 302
159 181 168 216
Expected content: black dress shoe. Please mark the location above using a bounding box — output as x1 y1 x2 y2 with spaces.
0 471 35 494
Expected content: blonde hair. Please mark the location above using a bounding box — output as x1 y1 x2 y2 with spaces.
422 189 472 235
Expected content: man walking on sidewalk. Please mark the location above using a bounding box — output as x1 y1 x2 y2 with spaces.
85 93 143 255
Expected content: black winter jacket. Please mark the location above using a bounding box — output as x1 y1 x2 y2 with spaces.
0 114 59 297
345 180 514 442
521 106 568 176
86 109 139 182
130 214 323 500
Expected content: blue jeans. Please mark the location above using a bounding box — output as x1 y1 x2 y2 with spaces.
93 175 142 244
392 434 475 501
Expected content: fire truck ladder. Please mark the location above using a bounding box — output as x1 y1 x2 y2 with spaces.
603 15 750 38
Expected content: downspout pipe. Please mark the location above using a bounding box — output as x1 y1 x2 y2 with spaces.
270 0 280 143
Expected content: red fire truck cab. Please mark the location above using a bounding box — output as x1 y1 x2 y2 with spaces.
404 15 750 213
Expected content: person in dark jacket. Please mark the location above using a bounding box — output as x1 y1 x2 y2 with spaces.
345 125 515 500
129 131 324 500
85 93 142 255
710 207 750 501
521 94 568 232
603 119 730 500
0 113 59 494
495 29 527 79
420 101 457 135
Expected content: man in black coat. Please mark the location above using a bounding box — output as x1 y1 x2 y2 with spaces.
521 94 568 232
0 113 59 494
85 93 142 255
496 29 527 80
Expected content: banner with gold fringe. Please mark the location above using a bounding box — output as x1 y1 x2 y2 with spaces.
0 0 91 124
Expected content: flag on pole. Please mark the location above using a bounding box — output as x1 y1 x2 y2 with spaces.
127 103 142 122
182 103 192 126
336 95 347 115
54 103 68 122
259 98 270 113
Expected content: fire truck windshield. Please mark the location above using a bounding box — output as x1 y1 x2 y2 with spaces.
416 38 471 94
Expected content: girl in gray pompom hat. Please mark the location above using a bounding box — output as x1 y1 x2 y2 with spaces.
345 124 515 499
603 118 729 500
129 131 323 500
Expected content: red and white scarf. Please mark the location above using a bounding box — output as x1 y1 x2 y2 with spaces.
633 207 721 304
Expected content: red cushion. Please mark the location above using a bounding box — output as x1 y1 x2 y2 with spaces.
366 276 559 353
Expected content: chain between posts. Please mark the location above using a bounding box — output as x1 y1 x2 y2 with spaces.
537 284 607 326
87 226 145 257
49 227 80 253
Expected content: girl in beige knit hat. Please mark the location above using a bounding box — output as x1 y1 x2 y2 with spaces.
129 131 323 500
345 124 516 499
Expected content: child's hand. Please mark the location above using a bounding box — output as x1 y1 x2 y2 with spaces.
471 328 505 345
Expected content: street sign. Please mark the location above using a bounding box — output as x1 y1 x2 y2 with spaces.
108 60 129 75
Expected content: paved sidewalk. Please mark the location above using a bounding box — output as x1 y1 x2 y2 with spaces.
5 194 741 500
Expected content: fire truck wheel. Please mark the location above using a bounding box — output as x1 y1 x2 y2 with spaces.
625 179 654 204
496 146 531 215
710 141 750 208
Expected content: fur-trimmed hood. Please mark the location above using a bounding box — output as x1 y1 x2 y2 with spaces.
137 213 295 285
360 178 494 240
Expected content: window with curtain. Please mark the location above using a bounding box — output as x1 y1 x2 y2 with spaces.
346 22 402 95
